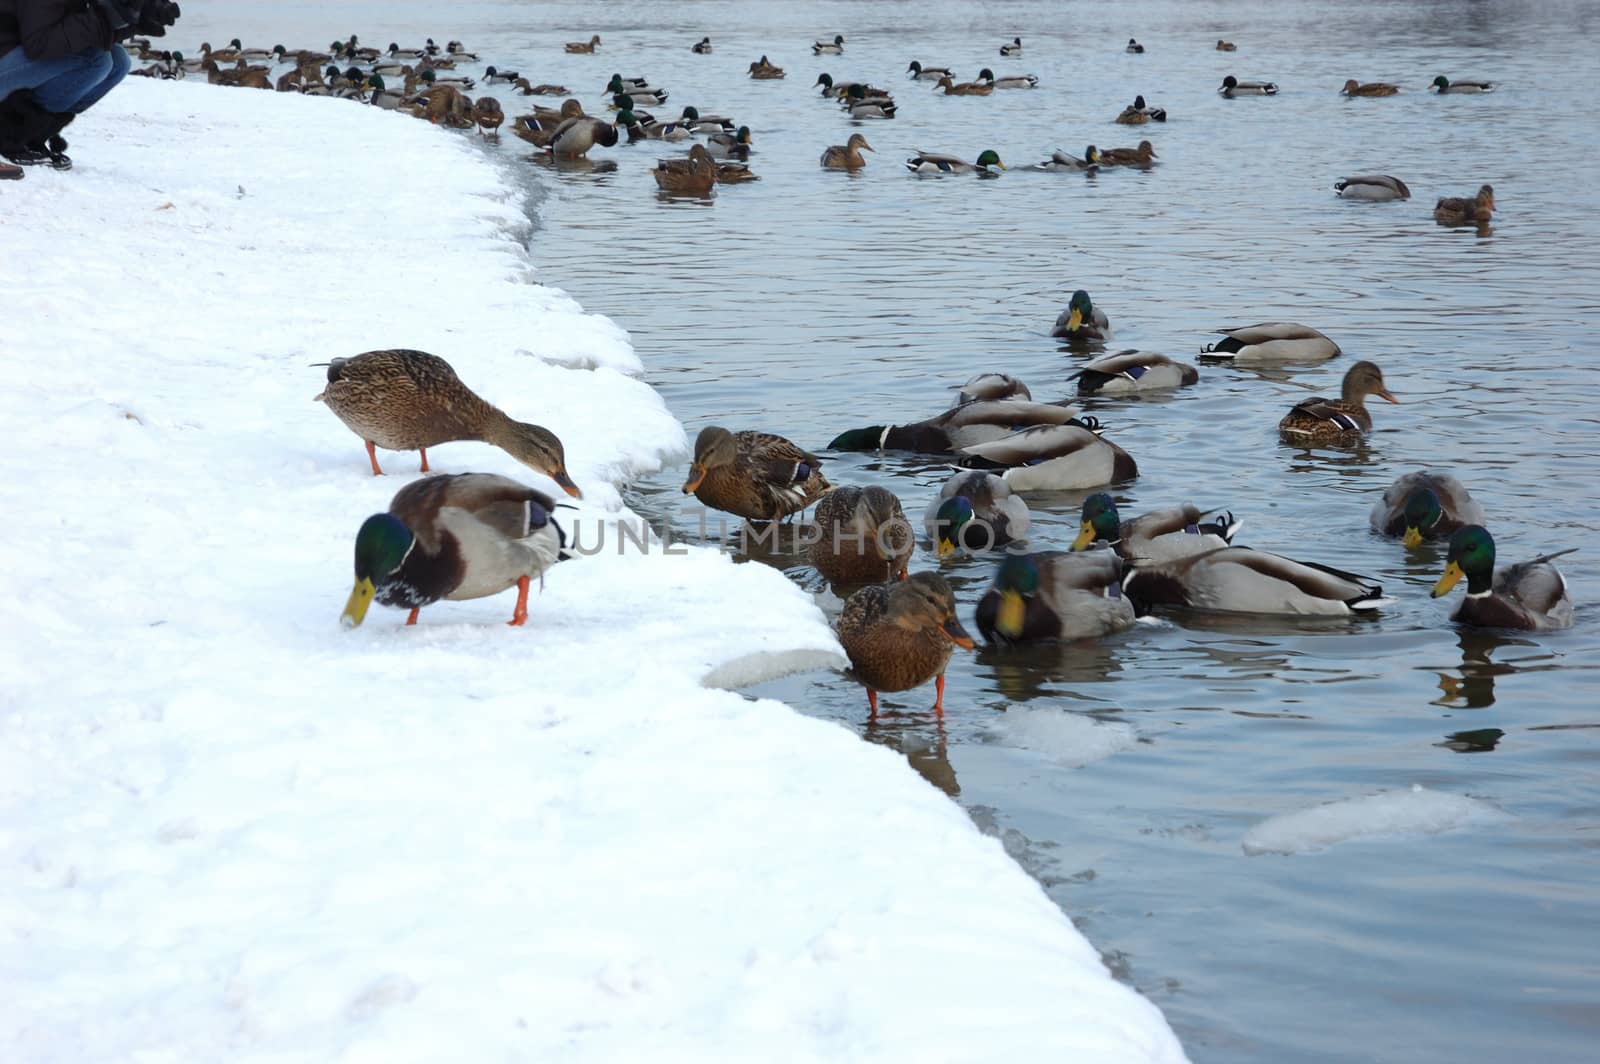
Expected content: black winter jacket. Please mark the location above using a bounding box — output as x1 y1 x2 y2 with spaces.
0 0 114 61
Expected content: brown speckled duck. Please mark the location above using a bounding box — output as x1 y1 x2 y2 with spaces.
810 486 914 586
1435 184 1494 226
836 572 975 715
652 143 718 194
1277 360 1397 444
1341 79 1399 97
314 349 580 495
681 426 831 522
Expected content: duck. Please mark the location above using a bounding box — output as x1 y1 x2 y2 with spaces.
1341 79 1399 97
368 57 408 76
1051 289 1111 341
813 73 878 98
1431 526 1575 630
682 426 831 522
1200 322 1339 362
1098 140 1157 166
956 373 1031 402
273 45 330 66
418 68 474 91
934 74 993 96
827 398 1086 454
836 572 974 716
1335 174 1410 201
511 102 585 147
1126 38 1146 54
472 96 504 137
905 149 1005 174
386 42 428 59
810 486 915 585
565 35 601 54
692 37 713 54
821 132 874 169
1219 75 1278 96
679 105 735 131
638 114 694 142
977 66 1038 89
341 474 568 629
748 56 785 79
1070 493 1241 564
1031 146 1101 172
235 42 275 62
1277 360 1398 444
482 66 519 84
512 78 568 96
813 34 845 55
1216 39 1237 51
652 143 718 193
976 550 1135 644
907 60 953 81
199 41 241 64
1431 75 1494 94
612 84 669 107
1000 37 1023 57
1118 94 1167 122
445 41 479 61
839 87 897 119
706 126 752 159
364 74 406 109
1434 184 1494 226
1370 471 1487 546
925 471 1031 557
959 422 1138 492
713 159 759 184
1070 350 1198 395
1125 547 1388 617
314 350 582 495
547 115 620 157
1115 105 1149 125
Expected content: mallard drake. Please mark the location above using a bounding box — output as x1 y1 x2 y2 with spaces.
977 66 1038 89
1070 493 1240 564
1216 40 1237 51
934 74 993 96
235 42 274 62
925 471 1031 557
314 350 581 495
1342 79 1399 97
692 37 713 54
418 68 474 91
1051 289 1111 341
472 96 504 137
810 486 915 585
1278 360 1398 444
1431 75 1493 94
640 115 694 142
682 426 831 521
1219 75 1278 96
821 133 874 169
1071 350 1197 394
839 85 897 118
1335 174 1410 201
365 74 405 109
956 373 1030 402
1121 94 1167 122
652 143 718 194
565 35 601 54
959 422 1138 492
1370 471 1487 546
1431 526 1575 630
386 42 428 59
341 474 567 628
706 126 752 159
813 73 876 98
483 66 519 84
828 398 1085 454
813 34 845 55
1000 37 1023 57
1099 140 1157 166
749 56 785 79
1126 38 1146 54
273 45 330 66
905 149 1005 174
1435 184 1494 226
907 60 953 81
369 58 407 76
445 41 479 60
977 551 1135 644
678 105 734 133
547 115 620 157
836 572 974 715
1201 322 1339 362
613 84 669 107
1031 146 1101 172
1127 548 1388 616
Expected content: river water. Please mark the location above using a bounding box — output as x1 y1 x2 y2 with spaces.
194 0 1600 1058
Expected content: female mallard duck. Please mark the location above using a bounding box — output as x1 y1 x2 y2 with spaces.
934 74 993 96
1201 322 1339 361
565 34 601 54
652 143 718 194
1216 40 1237 51
1431 75 1493 94
959 422 1138 492
828 398 1085 454
839 85 897 118
1369 471 1487 546
692 37 712 54
1051 289 1111 341
1000 37 1023 57
1435 184 1494 226
1431 526 1575 630
1341 79 1399 97
682 426 831 522
1129 94 1167 120
1219 75 1278 96
1098 140 1157 166
198 41 241 63
1126 38 1146 54
706 126 752 159
341 474 568 628
512 102 586 147
513 79 568 96
547 115 620 157
905 149 1005 174
1335 174 1410 201
957 373 1030 402
1031 146 1101 172
1070 350 1198 394
1070 493 1241 564
1126 548 1388 616
713 159 759 184
810 486 915 585
314 349 581 495
472 96 504 137
1115 105 1150 126
821 133 874 169
977 66 1038 89
1278 360 1398 444
836 572 974 715
977 551 1135 644
925 471 1031 557
813 34 845 55
748 56 785 79
907 60 953 81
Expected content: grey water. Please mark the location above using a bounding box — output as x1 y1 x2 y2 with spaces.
196 0 1600 1058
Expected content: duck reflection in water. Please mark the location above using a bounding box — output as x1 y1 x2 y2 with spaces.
1432 628 1541 709
863 712 959 798
979 640 1125 702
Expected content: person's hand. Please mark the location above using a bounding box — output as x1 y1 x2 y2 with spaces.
137 0 181 38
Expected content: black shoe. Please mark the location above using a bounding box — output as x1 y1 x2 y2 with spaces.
1 142 70 169
47 132 68 154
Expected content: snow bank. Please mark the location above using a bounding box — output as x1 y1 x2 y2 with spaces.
0 80 1185 1061
1242 785 1507 856
989 707 1140 768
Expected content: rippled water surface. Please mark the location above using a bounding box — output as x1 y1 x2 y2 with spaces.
199 0 1600 1058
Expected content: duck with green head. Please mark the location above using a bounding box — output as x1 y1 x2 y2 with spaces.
905 149 1004 174
924 471 1031 557
1051 289 1111 342
836 572 974 716
1431 526 1575 630
976 550 1135 644
827 397 1085 454
1370 471 1486 546
1071 492 1240 564
1431 75 1494 94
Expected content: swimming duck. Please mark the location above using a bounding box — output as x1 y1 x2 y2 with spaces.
956 373 1031 403
749 56 785 79
1119 94 1167 122
418 68 474 90
512 102 585 147
198 41 241 64
713 160 759 184
548 115 620 157
1335 174 1411 201
678 106 734 133
1219 75 1278 96
906 149 1005 174
682 426 831 522
386 42 428 59
1216 40 1237 51
934 74 993 96
1070 493 1241 564
341 474 568 628
1278 360 1398 444
1200 322 1339 362
828 398 1085 454
1070 350 1198 394
977 66 1038 89
1431 526 1575 630
472 96 504 137
813 34 845 55
364 74 405 109
959 422 1138 492
512 79 568 96
1431 75 1494 94
273 45 330 66
639 115 695 142
652 143 718 194
810 486 915 585
483 66 519 84
1115 106 1149 125
1434 184 1494 226
1000 37 1023 56
925 471 1031 557
836 572 974 716
839 85 897 118
314 350 581 496
1051 289 1111 341
1126 548 1388 616
976 550 1135 644
445 41 479 61
1031 146 1101 172
692 37 713 54
566 35 601 54
613 84 669 107
1341 79 1399 97
813 73 879 99
1369 471 1487 546
1126 38 1145 54
1098 140 1157 166
821 133 874 169
706 126 752 159
907 61 953 81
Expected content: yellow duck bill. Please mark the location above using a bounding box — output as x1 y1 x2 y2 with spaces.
1431 561 1463 598
1070 520 1096 551
341 576 377 627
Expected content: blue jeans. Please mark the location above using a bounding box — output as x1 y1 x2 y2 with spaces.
0 43 130 114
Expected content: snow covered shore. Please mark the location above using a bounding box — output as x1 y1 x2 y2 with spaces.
0 80 1185 1061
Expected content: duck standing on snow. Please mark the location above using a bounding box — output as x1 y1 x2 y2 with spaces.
810 486 915 585
1277 360 1398 444
1431 526 1576 630
1370 471 1487 546
976 550 1135 644
682 426 831 522
837 573 975 716
1051 289 1111 342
